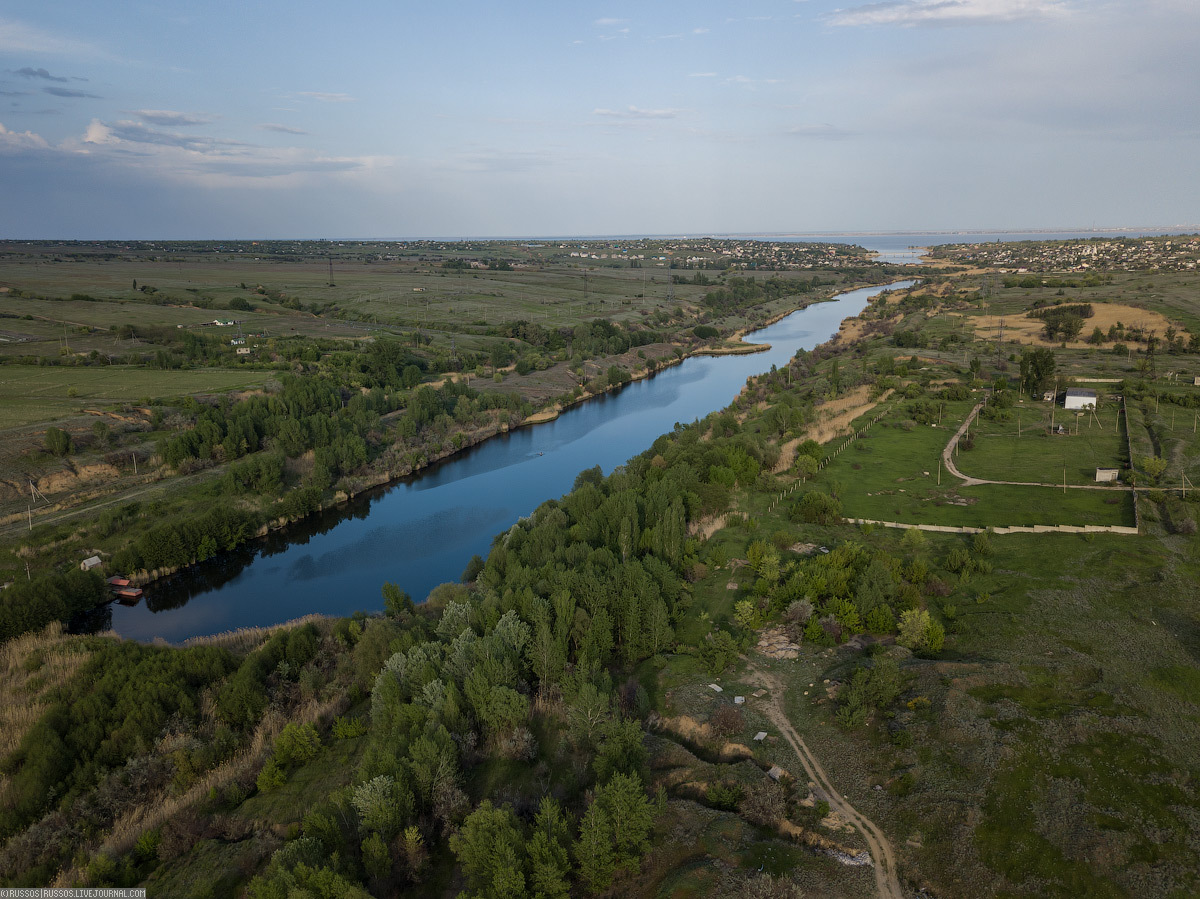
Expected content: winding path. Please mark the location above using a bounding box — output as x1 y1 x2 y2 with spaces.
747 661 906 899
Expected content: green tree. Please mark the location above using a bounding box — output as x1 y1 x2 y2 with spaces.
361 831 391 884
382 582 413 617
574 802 616 892
897 609 945 655
596 772 654 864
1139 455 1168 483
567 682 612 748
746 540 781 583
44 426 72 457
1019 348 1056 397
527 798 572 899
274 722 320 767
450 801 528 899
794 454 818 482
594 718 648 784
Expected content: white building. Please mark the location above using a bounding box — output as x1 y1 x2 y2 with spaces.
1064 388 1097 410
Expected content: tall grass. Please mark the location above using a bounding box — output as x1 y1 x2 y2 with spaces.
181 613 332 654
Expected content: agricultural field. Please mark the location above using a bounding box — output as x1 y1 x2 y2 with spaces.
0 365 272 428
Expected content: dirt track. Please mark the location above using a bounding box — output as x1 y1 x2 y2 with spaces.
747 661 906 899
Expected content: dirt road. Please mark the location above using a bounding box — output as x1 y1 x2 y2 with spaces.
747 662 906 899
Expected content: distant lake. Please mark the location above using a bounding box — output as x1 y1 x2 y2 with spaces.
101 280 914 643
769 228 1197 265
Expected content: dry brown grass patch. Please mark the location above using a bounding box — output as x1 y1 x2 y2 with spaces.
973 303 1187 349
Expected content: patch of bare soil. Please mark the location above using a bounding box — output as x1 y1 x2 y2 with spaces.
36 462 120 496
687 513 728 540
775 385 886 472
660 714 713 744
973 303 1187 349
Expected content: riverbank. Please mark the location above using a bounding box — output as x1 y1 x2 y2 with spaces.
105 279 916 640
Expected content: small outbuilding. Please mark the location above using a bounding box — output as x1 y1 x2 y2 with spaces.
1096 468 1120 483
1064 388 1098 410
80 555 102 571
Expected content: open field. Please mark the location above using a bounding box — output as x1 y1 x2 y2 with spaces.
0 366 271 428
972 302 1184 350
957 400 1129 486
810 399 1135 528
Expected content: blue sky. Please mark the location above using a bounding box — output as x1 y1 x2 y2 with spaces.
1 0 1197 238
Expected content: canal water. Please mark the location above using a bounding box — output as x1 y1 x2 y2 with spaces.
105 280 914 642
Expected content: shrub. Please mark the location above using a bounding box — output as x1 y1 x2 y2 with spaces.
793 491 842 525
44 426 72 456
710 704 745 738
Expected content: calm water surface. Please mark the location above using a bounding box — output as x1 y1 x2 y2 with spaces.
105 281 914 642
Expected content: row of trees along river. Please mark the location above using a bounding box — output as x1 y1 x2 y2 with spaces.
100 281 915 643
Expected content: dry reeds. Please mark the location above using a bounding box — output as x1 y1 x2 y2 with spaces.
0 622 98 760
181 613 332 654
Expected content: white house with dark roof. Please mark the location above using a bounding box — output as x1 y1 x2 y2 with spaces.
1064 388 1097 410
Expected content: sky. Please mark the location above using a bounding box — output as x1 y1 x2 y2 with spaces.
1 0 1197 239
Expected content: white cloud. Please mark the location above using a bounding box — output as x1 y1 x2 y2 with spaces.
296 91 355 103
785 123 857 139
689 72 717 78
0 18 110 59
593 106 681 120
58 118 366 186
131 109 217 126
0 121 50 151
43 86 101 99
829 0 1073 27
98 120 248 152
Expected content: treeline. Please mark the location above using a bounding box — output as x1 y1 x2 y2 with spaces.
242 419 788 894
1026 303 1093 342
0 570 108 643
4 359 532 645
490 318 664 362
700 275 825 315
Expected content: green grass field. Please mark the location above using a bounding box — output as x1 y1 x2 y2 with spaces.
0 365 271 427
956 401 1128 486
813 400 1134 528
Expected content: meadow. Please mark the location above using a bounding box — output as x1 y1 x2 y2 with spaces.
957 399 1129 486
0 366 271 428
812 400 1135 528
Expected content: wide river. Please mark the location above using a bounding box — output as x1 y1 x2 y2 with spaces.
104 280 914 642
